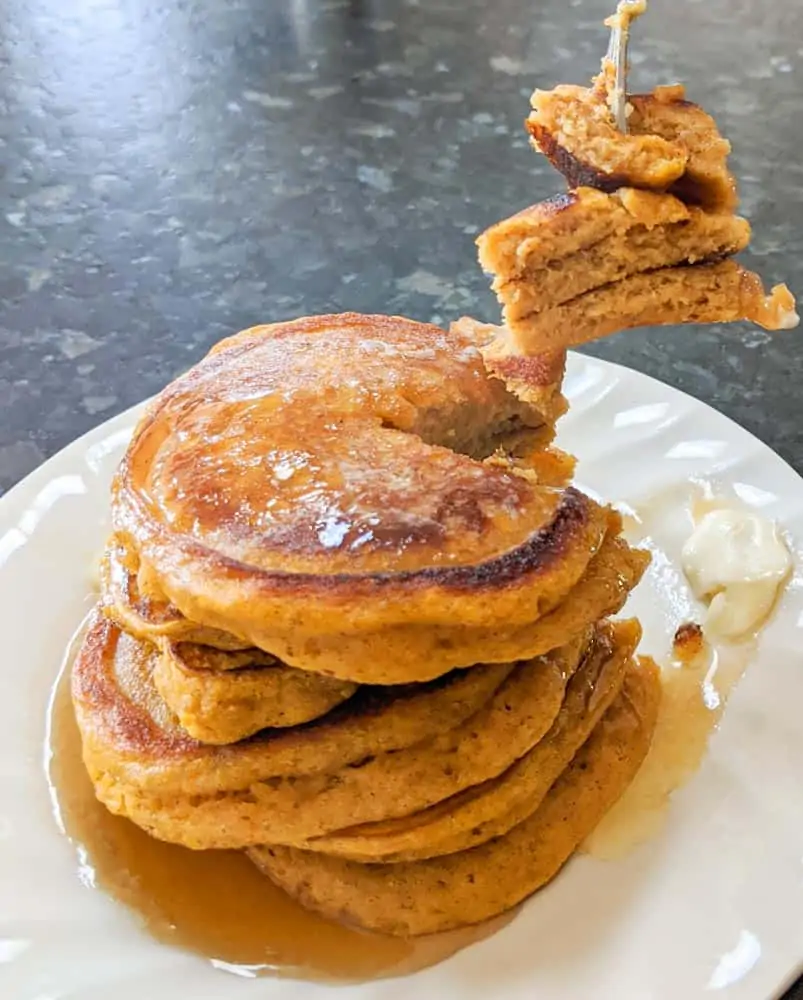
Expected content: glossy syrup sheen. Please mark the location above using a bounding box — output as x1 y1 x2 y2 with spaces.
47 665 510 982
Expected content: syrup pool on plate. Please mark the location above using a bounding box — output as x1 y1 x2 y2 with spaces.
584 479 789 860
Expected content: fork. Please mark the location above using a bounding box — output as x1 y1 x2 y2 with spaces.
604 0 647 133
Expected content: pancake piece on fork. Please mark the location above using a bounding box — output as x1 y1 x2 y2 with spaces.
480 57 798 354
479 186 797 354
527 81 738 211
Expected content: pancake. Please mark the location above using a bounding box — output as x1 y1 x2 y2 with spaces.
73 613 515 792
527 81 737 211
503 260 799 354
153 643 357 745
100 534 250 650
300 618 639 862
249 657 662 936
477 181 797 352
102 514 647 684
111 314 613 682
478 186 751 325
452 316 568 426
73 615 589 847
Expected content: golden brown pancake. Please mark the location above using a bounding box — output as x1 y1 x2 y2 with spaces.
73 612 514 790
299 619 639 862
153 643 357 745
110 314 613 682
503 260 798 354
100 534 250 650
249 657 662 936
103 513 647 684
528 82 737 210
478 186 751 324
73 614 593 847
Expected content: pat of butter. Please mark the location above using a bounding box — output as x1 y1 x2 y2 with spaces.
681 508 792 638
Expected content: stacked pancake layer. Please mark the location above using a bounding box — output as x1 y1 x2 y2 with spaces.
74 311 660 938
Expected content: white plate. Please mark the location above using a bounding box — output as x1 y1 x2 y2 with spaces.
1 353 801 1000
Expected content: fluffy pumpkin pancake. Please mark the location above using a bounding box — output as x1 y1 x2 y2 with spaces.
73 615 586 848
73 612 515 792
100 534 250 650
111 314 611 679
249 657 661 936
527 81 737 211
504 260 799 354
102 513 646 684
153 643 357 745
478 186 751 324
301 619 639 862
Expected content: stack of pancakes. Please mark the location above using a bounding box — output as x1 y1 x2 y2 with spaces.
73 312 661 937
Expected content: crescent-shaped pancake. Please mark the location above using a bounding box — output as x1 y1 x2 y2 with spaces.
111 314 612 682
152 642 357 744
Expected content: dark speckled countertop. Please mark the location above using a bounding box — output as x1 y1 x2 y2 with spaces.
0 0 801 994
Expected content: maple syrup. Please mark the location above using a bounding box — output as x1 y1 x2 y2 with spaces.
582 640 753 859
584 482 765 860
46 664 509 982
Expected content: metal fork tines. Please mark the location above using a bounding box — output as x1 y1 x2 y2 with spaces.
604 0 647 133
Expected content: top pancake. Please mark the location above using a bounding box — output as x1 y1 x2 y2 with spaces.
112 314 611 666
